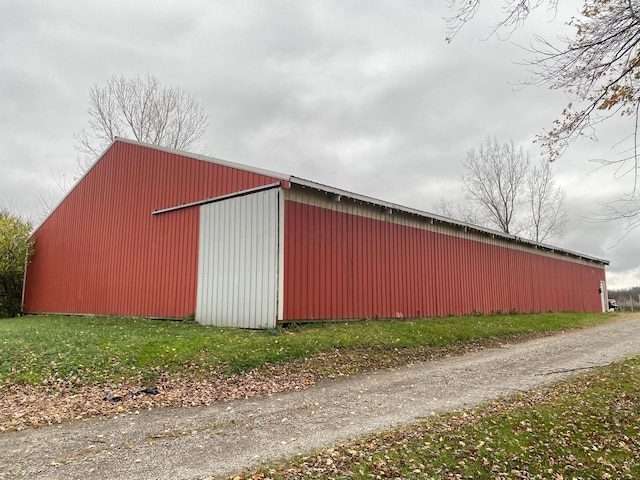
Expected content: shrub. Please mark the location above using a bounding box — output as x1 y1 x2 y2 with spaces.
0 210 33 317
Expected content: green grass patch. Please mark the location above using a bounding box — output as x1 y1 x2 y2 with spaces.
248 356 640 479
0 312 617 386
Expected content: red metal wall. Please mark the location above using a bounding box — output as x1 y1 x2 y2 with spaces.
283 196 606 320
23 140 284 318
24 140 607 323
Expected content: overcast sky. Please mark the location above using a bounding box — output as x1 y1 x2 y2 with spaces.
1 1 639 290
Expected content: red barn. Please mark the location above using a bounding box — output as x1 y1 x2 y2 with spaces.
23 138 610 328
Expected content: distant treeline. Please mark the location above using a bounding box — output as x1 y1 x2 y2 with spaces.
608 286 640 299
608 286 640 311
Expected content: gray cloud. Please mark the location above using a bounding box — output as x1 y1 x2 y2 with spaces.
1 0 638 289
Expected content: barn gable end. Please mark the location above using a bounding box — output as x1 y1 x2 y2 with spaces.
23 139 286 318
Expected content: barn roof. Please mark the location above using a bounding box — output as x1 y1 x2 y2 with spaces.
48 137 611 266
288 176 609 266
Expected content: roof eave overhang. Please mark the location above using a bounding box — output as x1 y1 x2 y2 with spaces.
289 176 610 267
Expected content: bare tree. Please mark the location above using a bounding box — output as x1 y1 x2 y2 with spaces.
432 198 481 225
434 137 568 242
526 159 569 242
75 74 208 174
462 138 530 235
446 0 640 220
35 172 71 222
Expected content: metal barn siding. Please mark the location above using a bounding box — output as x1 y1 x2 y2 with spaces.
196 188 280 328
283 187 606 321
22 140 286 318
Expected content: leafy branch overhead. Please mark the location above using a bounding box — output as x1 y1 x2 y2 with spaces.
447 0 640 226
530 1 640 169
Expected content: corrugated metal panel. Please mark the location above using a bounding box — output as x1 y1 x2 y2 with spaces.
196 189 279 328
290 176 608 266
283 187 607 321
22 140 284 318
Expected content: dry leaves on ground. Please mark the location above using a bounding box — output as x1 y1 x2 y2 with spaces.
0 364 313 432
0 334 547 433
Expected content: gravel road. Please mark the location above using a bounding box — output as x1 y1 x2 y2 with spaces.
2 317 640 480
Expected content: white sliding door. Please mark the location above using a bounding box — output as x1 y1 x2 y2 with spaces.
196 188 279 328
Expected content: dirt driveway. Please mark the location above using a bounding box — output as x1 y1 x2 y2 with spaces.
2 317 640 480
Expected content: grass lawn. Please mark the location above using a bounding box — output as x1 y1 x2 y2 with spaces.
0 312 618 387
